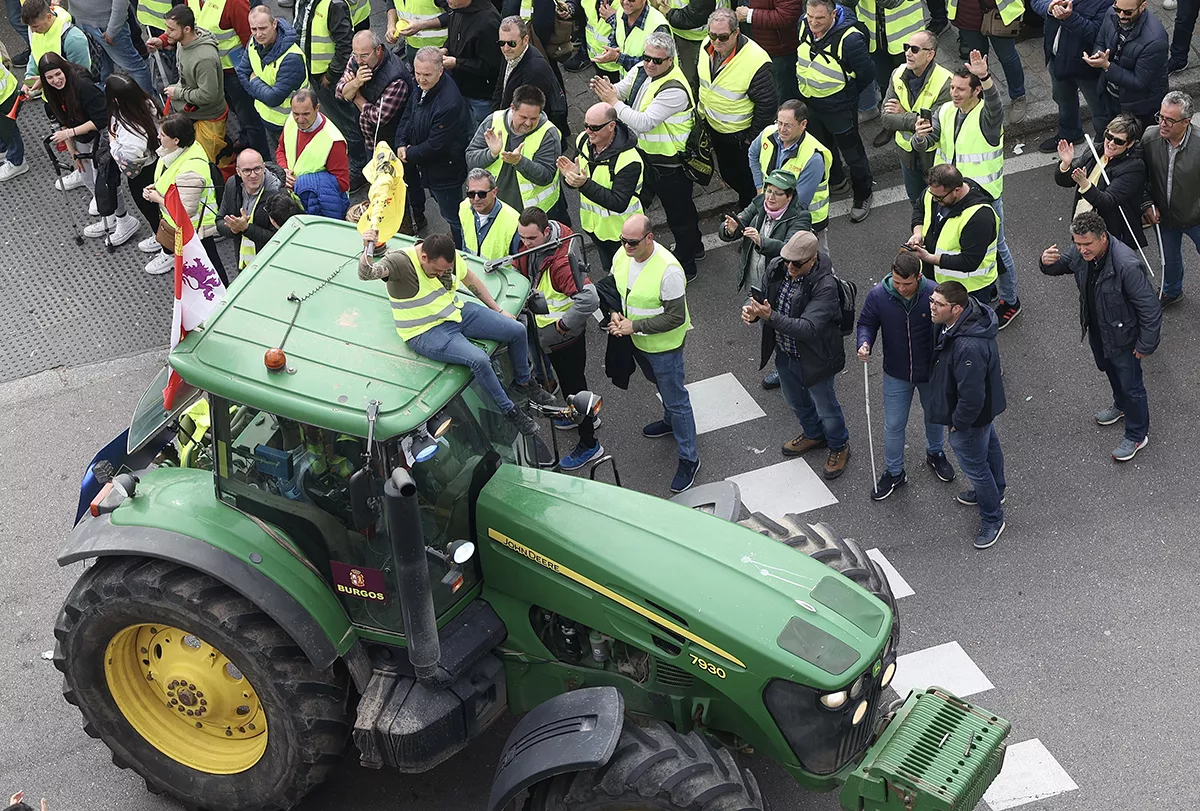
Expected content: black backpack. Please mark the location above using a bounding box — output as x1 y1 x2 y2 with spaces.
832 272 857 336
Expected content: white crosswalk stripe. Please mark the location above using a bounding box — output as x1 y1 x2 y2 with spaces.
983 738 1078 810
890 640 995 698
865 548 914 598
656 372 765 435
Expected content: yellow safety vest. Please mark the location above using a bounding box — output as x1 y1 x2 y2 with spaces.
520 0 533 20
611 244 690 353
30 7 72 68
485 110 562 210
891 63 952 152
756 128 831 227
458 198 521 259
935 99 1004 197
0 62 17 106
796 26 858 99
247 40 310 126
630 63 693 160
576 132 644 242
666 0 729 42
389 246 468 341
237 187 266 270
614 5 669 78
139 0 172 30
857 0 926 55
921 193 998 292
283 114 345 176
347 0 372 28
698 37 770 134
392 0 447 48
154 142 218 229
582 0 617 75
533 263 575 328
189 0 238 70
947 0 1024 25
303 0 337 75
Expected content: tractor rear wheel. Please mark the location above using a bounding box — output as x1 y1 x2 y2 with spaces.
524 719 764 811
54 556 349 811
738 514 899 640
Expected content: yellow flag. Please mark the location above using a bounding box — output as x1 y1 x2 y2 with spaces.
356 141 407 246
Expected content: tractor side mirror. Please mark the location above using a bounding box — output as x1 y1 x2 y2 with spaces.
349 467 378 530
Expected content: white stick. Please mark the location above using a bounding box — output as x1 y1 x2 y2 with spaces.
1154 221 1167 298
863 363 878 487
1083 134 1155 276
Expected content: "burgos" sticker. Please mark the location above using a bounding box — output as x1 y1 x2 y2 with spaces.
330 560 387 602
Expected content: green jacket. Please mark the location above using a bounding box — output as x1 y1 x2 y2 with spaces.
719 193 812 291
175 28 226 121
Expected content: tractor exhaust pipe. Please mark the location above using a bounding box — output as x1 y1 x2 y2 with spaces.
384 468 441 681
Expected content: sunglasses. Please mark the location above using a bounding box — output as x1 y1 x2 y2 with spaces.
497 38 520 47
584 121 612 132
1103 131 1129 146
465 189 492 199
1112 3 1139 15
904 44 931 53
785 257 811 269
707 31 733 41
643 54 670 65
620 235 647 247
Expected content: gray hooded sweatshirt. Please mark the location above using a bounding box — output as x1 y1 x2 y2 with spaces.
175 29 226 122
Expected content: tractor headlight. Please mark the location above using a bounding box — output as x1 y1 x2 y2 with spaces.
820 690 848 709
881 661 896 689
849 674 865 699
851 700 869 726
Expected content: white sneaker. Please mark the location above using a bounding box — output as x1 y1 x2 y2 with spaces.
88 196 99 216
84 216 115 238
145 251 174 274
137 234 161 253
1164 0 1178 8
0 161 30 181
110 215 141 247
55 170 85 191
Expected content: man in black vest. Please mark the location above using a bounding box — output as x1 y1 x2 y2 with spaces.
336 30 414 152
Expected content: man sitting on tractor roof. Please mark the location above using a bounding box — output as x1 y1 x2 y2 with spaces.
358 232 557 436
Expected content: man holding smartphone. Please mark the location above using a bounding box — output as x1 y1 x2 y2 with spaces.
878 30 952 204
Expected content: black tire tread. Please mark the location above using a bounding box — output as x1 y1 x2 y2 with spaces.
54 556 348 811
525 719 763 811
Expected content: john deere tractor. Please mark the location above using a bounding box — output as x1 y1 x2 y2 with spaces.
56 218 1010 811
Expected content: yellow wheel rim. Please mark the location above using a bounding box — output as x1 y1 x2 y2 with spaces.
104 623 268 774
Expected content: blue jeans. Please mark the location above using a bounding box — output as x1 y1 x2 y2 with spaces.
0 93 24 166
632 346 698 463
78 22 154 94
5 0 27 42
1090 333 1149 443
466 97 493 131
881 373 945 476
957 30 1025 99
993 197 1018 302
1050 70 1103 142
775 352 850 451
406 302 531 413
226 67 270 157
900 157 926 204
427 180 465 249
1160 222 1200 297
948 423 1006 526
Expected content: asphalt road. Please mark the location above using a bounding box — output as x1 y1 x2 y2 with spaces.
3 148 1200 811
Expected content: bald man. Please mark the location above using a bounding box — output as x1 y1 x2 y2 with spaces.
607 213 699 493
216 149 285 270
337 30 414 151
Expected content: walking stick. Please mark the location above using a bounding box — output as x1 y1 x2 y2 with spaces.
1154 220 1167 299
1083 134 1154 276
862 363 878 487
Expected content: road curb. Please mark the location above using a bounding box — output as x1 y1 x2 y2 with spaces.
0 348 168 407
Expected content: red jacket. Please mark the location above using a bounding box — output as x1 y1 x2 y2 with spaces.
748 0 803 56
275 115 351 192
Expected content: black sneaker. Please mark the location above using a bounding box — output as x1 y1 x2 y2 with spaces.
643 419 673 438
1160 291 1184 308
694 245 707 261
670 458 701 493
994 298 1021 329
956 489 1006 506
762 369 780 389
926 451 955 482
1038 135 1081 154
974 521 1005 549
11 49 30 68
1168 58 1189 75
871 469 907 501
927 18 949 35
563 49 592 73
504 406 539 436
513 378 560 407
830 178 852 195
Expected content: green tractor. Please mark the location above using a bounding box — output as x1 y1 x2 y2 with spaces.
57 218 1010 811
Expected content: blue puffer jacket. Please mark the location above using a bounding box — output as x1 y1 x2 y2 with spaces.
856 276 937 384
295 171 349 219
236 18 308 108
1031 0 1106 82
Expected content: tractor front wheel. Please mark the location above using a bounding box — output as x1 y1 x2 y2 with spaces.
524 719 764 811
54 556 349 811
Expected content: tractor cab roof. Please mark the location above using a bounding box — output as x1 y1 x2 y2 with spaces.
168 217 530 440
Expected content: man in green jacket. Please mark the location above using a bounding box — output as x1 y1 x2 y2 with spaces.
155 5 227 163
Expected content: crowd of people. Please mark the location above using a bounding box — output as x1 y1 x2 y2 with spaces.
0 0 1194 547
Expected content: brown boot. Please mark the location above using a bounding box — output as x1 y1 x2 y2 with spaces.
824 444 851 479
783 434 827 457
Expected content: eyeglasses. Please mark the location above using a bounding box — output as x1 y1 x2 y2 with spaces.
497 38 519 47
1112 3 1139 16
707 30 733 41
620 235 647 247
1155 112 1189 126
929 189 951 203
929 299 951 308
904 44 932 53
465 189 492 199
643 54 670 65
584 121 612 132
238 166 264 175
1104 131 1130 146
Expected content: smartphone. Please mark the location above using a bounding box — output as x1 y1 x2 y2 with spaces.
919 108 932 121
749 285 767 304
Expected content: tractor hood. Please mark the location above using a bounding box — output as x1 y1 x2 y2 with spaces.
475 465 890 692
